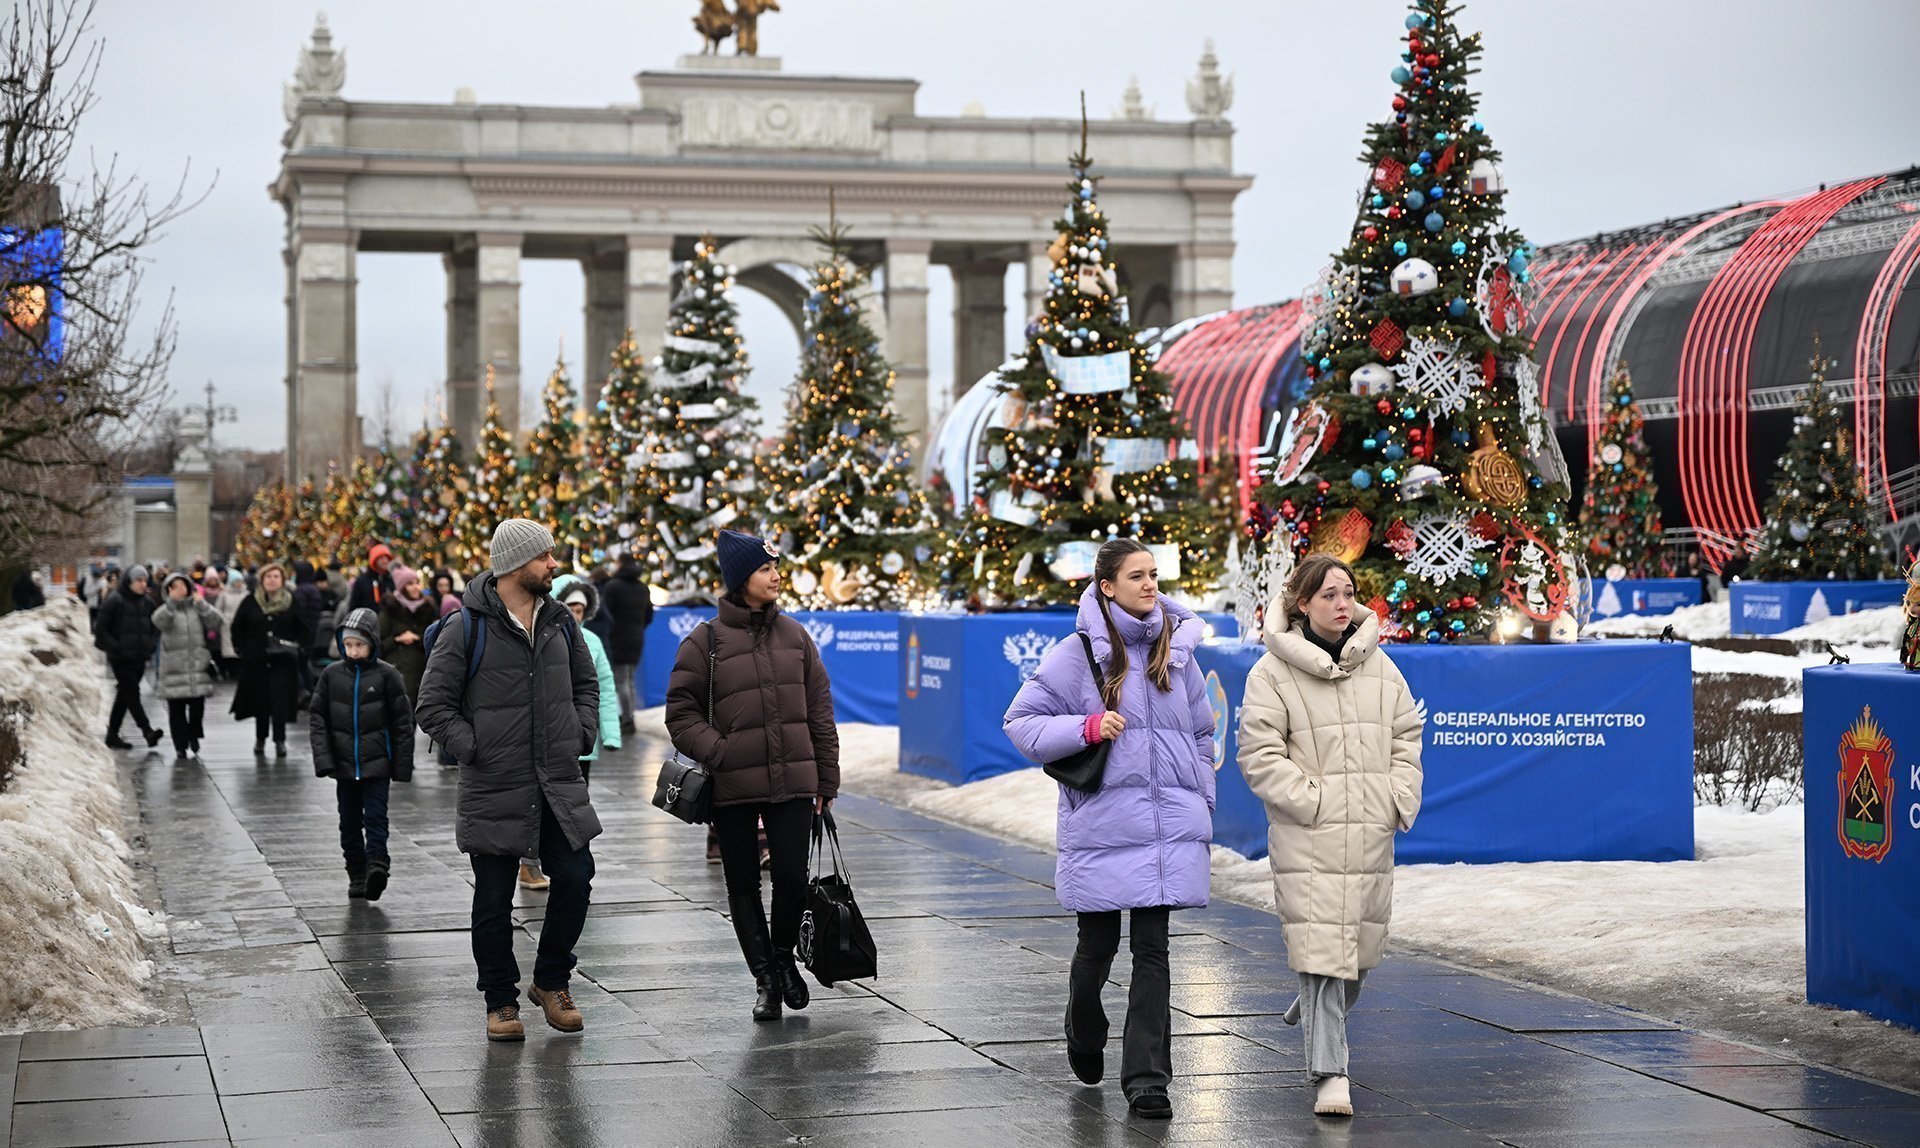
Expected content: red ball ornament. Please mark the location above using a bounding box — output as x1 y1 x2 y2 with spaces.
1363 226 1380 241
1391 96 1407 112
1461 596 1478 609
1386 205 1403 220
1408 427 1424 441
1316 480 1331 493
1422 53 1439 67
1408 36 1422 50
1375 398 1393 415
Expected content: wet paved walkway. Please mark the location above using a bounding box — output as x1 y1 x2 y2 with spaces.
7 693 1920 1147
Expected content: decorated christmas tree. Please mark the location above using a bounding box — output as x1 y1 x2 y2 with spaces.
345 443 413 566
232 480 294 569
1747 340 1893 581
287 475 325 569
1253 0 1571 642
1576 361 1668 580
953 104 1217 603
577 333 651 567
407 414 467 574
452 371 521 572
514 353 586 560
759 205 934 608
622 236 763 593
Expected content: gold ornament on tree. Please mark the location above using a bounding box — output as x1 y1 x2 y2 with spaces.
1464 422 1525 507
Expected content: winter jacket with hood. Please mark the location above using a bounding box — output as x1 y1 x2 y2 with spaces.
599 561 654 666
552 574 622 761
664 595 839 808
1237 592 1424 981
415 571 602 856
309 608 415 782
1004 583 1217 913
153 574 223 701
93 578 158 667
379 577 440 702
349 543 395 612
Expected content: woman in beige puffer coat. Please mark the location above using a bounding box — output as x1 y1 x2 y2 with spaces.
1238 553 1422 1118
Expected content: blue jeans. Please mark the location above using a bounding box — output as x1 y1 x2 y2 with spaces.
470 800 595 1010
336 777 391 864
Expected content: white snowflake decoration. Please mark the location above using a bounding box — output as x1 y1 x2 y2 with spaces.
1391 335 1481 417
1225 533 1296 640
1404 511 1492 586
1300 263 1361 360
1510 357 1570 486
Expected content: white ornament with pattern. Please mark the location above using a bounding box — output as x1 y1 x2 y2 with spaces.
1391 335 1482 418
1404 511 1493 585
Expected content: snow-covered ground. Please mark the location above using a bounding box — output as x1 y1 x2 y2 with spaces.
0 600 167 1032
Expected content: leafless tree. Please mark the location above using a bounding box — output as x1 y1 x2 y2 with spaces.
0 0 207 602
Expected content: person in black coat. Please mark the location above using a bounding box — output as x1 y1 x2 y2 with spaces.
11 568 45 612
231 562 313 758
94 565 162 749
310 607 414 900
349 542 396 612
599 555 653 736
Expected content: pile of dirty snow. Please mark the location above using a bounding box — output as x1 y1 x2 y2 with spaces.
0 600 167 1031
1779 604 1904 646
1585 600 1730 641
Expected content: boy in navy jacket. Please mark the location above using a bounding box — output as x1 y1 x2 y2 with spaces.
309 607 414 899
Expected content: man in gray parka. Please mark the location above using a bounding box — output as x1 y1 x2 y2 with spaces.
416 519 603 1042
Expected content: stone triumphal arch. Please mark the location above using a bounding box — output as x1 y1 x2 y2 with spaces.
272 17 1250 478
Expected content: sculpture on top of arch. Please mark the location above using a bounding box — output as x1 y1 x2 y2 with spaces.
693 0 781 57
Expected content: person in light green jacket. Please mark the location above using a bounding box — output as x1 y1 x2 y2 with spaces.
518 573 623 891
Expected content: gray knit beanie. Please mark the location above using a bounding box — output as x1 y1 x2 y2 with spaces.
490 518 555 577
126 564 149 585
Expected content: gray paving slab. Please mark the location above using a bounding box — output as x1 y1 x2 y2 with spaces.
13 696 1920 1146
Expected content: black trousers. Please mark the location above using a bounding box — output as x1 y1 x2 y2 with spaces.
1068 907 1173 1099
106 660 154 737
469 800 594 1011
713 798 812 964
165 697 205 753
254 712 288 746
336 777 391 864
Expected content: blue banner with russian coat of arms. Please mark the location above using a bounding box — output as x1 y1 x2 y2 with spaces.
640 606 903 725
898 611 1237 785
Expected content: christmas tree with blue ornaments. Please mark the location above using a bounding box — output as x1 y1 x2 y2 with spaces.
1252 0 1572 642
1576 362 1668 580
951 100 1217 605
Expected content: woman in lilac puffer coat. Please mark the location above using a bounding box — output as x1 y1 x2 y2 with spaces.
1004 538 1216 1122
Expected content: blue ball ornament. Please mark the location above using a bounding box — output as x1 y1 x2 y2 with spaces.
1418 151 1433 165
1409 162 1426 177
1405 190 1426 210
1450 618 1467 632
1435 131 1450 143
1472 561 1489 576
1471 120 1484 132
1350 469 1374 490
1318 357 1332 371
1391 65 1412 84
1382 467 1399 482
1424 212 1445 232
1618 393 1632 405
1429 186 1444 200
1450 240 1468 257
1508 249 1531 273
1405 12 1423 27
1393 240 1409 257
1362 437 1378 451
1426 631 1444 644
1546 512 1558 524
1416 610 1432 624
1382 444 1405 461
1394 579 1408 591
1448 298 1468 317
1452 429 1471 446
1401 406 1419 420
1612 463 1624 474
1528 475 1543 488
1371 193 1385 208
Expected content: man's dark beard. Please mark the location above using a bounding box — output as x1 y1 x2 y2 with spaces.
517 565 554 596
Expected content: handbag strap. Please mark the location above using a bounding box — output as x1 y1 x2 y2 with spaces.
1079 632 1105 707
810 809 849 880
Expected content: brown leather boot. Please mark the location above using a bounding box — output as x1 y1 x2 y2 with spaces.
486 1004 525 1042
518 863 550 891
528 984 584 1032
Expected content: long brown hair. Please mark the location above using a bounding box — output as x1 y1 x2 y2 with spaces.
1284 554 1356 630
1093 538 1173 709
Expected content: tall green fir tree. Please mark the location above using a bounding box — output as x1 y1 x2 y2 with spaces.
1254 0 1572 642
760 210 934 608
628 236 763 594
1747 340 1893 581
578 333 651 567
953 108 1216 603
515 353 585 557
452 373 520 572
1576 362 1667 579
407 414 467 574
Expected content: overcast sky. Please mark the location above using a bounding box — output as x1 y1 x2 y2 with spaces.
76 0 1919 452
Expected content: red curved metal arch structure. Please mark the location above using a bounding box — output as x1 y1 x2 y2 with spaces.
1854 215 1920 519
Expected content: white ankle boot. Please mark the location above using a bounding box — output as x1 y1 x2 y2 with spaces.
1313 1074 1352 1117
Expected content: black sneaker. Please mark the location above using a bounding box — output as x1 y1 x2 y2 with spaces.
1129 1089 1173 1120
364 858 390 902
105 735 132 750
143 728 163 748
346 862 368 899
274 741 287 759
1068 1047 1103 1085
253 740 266 757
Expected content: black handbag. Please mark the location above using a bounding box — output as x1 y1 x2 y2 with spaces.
1042 633 1111 793
799 810 877 987
652 623 716 824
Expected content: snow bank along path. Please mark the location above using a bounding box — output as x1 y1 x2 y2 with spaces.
0 600 166 1031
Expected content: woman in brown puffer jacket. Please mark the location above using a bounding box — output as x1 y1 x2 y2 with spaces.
665 529 839 1024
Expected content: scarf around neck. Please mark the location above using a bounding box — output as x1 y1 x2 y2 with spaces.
254 585 293 615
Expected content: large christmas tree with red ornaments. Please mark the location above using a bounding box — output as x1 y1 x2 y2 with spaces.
1253 0 1572 642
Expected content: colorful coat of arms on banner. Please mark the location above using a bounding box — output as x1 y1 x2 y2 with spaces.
1837 706 1895 863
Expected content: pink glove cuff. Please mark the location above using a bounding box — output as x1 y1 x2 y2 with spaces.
1083 713 1106 744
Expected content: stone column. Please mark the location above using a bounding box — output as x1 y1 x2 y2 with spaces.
444 242 480 443
476 233 523 431
290 227 357 479
171 412 212 567
626 234 674 368
1172 241 1236 324
951 258 1009 397
884 240 932 438
1025 240 1055 326
582 243 628 407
